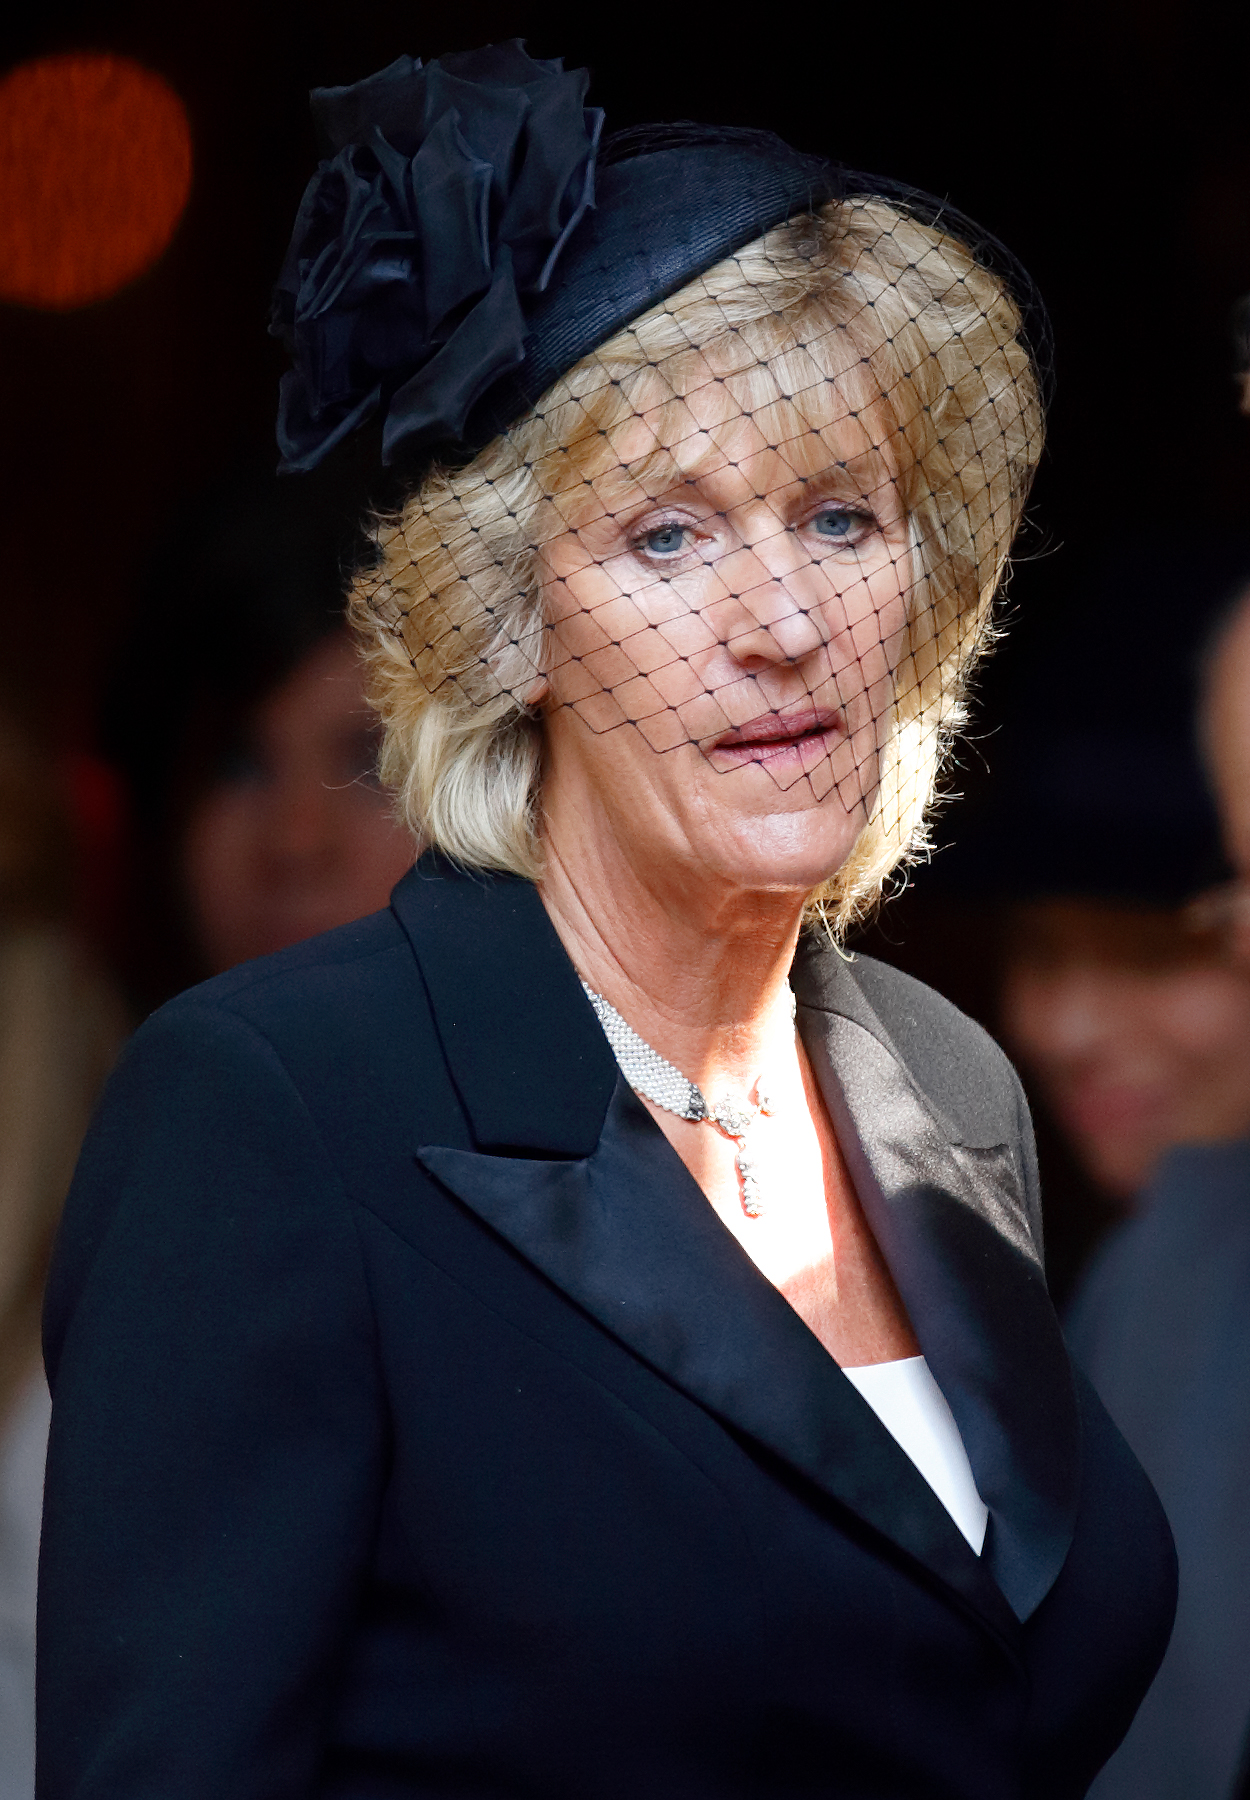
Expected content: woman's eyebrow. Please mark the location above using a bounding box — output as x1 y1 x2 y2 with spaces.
589 446 692 517
582 424 899 532
789 459 891 507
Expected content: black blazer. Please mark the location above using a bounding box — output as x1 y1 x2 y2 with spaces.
39 858 1175 1800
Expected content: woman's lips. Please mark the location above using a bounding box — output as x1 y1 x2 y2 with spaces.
707 707 844 770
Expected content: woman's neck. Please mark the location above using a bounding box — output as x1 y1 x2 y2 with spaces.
537 823 807 1095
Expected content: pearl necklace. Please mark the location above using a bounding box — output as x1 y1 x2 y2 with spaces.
581 981 795 1217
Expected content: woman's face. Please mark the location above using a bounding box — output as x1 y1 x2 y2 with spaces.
1001 899 1250 1199
181 633 417 973
536 340 914 900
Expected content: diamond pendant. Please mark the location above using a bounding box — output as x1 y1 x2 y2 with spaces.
713 1096 754 1138
579 981 782 1222
735 1145 764 1218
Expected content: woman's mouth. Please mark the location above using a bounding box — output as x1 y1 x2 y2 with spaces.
706 707 845 771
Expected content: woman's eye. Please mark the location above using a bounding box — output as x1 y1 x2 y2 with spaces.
811 507 868 541
639 522 689 557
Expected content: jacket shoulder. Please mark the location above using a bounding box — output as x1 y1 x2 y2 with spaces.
830 949 1042 1253
799 941 1028 1152
852 953 1015 1101
145 906 441 1080
117 904 462 1177
165 905 416 1026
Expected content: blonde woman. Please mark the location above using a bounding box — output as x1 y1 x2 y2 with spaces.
39 46 1175 1800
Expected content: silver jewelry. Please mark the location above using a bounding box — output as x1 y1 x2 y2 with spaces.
581 981 794 1218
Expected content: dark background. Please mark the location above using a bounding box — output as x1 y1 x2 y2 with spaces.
3 0 1249 1291
3 0 1249 732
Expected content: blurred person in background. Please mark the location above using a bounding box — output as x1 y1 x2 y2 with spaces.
990 542 1250 1232
999 865 1250 1212
0 705 122 1800
1063 576 1250 1800
100 465 417 1010
871 537 1250 1302
1206 588 1250 942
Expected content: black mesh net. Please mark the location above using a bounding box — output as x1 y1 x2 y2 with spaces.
272 69 1046 934
347 176 1044 930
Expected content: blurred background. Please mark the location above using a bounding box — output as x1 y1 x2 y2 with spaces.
0 0 1247 1282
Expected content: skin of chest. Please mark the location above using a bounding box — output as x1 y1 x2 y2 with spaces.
637 1035 920 1367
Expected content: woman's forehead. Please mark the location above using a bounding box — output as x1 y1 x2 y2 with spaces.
580 398 898 521
627 325 866 427
591 326 894 491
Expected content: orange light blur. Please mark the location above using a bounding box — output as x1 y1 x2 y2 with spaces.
0 52 192 310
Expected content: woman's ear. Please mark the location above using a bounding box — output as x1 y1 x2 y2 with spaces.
521 676 552 709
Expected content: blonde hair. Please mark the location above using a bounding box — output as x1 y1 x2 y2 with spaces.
350 195 1043 935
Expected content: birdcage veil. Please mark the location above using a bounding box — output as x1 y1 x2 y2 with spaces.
271 44 1047 934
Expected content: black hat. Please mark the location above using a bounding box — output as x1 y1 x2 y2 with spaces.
271 42 1048 475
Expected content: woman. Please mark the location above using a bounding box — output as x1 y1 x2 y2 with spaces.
100 468 417 1008
38 45 1176 1800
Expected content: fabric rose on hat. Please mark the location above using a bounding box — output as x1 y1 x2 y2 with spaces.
271 42 603 472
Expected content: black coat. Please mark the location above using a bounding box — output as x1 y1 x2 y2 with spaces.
38 857 1175 1799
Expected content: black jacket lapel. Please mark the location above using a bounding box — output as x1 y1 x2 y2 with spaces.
392 854 615 1156
392 859 1070 1635
419 1080 1019 1648
794 948 1081 1622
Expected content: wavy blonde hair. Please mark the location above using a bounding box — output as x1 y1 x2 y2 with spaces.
350 195 1043 935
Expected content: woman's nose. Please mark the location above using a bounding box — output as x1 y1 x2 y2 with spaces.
711 534 831 668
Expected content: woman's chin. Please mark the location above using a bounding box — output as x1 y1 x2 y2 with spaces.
690 804 866 898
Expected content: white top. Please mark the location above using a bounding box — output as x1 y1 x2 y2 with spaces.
841 1355 988 1555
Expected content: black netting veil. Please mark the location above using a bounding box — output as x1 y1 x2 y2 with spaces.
273 54 1047 932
